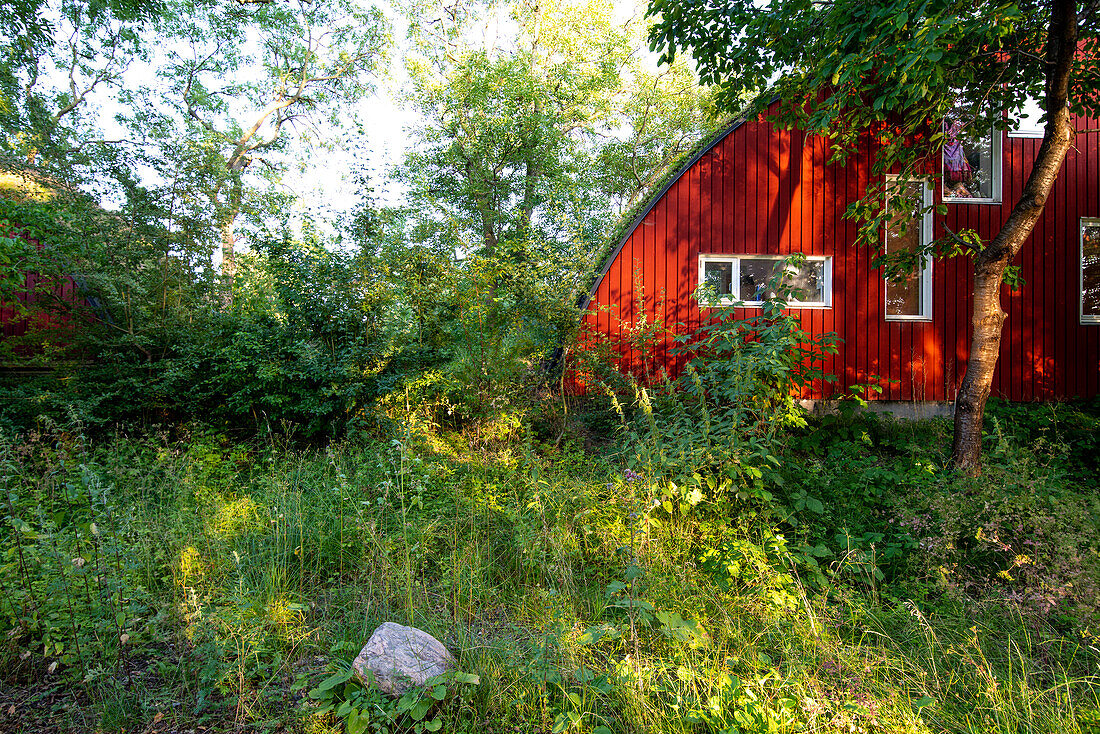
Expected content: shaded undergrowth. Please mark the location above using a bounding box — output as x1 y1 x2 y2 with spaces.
1 405 1099 733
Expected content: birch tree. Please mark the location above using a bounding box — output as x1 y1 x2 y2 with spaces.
648 0 1099 472
146 0 386 292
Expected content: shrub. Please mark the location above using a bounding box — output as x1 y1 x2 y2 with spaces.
613 257 839 480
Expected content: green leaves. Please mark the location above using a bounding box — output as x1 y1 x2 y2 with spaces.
346 707 369 734
646 0 1073 194
615 255 838 484
913 694 936 711
310 669 353 696
304 663 481 734
655 610 711 648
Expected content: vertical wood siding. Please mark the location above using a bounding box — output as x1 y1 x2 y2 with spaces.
577 104 1100 402
0 234 80 343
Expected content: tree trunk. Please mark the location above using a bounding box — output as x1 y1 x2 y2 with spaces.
520 155 539 237
519 100 542 237
952 250 1009 470
951 0 1078 474
220 218 236 294
218 162 246 307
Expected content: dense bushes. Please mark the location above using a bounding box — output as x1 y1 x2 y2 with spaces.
1 186 578 438
63 238 391 437
0 187 394 436
590 263 838 488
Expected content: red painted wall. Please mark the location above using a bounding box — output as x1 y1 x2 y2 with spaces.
0 232 80 346
576 103 1100 402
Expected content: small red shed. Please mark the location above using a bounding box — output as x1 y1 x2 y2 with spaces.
575 99 1100 403
1 172 86 358
2 234 80 336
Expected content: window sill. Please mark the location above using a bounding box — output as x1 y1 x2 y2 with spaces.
944 196 1001 205
701 300 832 309
885 315 933 322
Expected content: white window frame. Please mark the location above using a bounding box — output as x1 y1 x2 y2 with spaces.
942 119 1002 205
1080 217 1100 325
696 254 832 308
884 176 934 322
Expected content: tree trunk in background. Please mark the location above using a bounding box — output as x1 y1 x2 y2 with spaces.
218 160 246 307
220 218 236 300
952 0 1078 474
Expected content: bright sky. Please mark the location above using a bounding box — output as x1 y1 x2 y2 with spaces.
57 0 653 242
83 1 421 230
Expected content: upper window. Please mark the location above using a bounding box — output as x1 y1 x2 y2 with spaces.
884 177 933 321
698 254 831 308
1081 218 1100 324
943 108 1001 203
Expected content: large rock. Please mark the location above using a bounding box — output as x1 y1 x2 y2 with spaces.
352 622 454 697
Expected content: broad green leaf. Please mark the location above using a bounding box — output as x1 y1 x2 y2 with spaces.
314 669 353 693
451 672 480 685
346 708 368 734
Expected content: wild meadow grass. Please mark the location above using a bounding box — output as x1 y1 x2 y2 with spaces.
1 406 1099 733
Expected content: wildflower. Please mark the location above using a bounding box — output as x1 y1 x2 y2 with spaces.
623 469 641 483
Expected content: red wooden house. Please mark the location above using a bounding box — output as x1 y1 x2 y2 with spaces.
1 235 80 343
1 173 88 361
575 99 1100 405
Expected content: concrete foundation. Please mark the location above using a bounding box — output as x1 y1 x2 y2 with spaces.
798 400 955 420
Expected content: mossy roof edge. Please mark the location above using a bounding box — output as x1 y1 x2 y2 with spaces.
578 97 776 311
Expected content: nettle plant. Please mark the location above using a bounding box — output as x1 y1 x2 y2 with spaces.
624 254 839 482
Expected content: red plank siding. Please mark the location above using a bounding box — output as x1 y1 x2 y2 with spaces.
0 232 83 345
576 101 1100 402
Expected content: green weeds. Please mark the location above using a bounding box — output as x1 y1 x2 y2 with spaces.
0 405 1098 733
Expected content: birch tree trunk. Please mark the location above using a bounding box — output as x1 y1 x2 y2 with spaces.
951 0 1079 473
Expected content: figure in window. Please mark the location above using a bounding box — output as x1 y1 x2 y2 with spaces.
943 110 993 200
944 117 975 197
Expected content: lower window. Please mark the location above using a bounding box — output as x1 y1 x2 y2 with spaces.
885 177 933 321
697 254 831 307
1081 218 1100 324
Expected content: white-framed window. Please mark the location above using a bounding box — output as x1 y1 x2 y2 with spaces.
943 111 1001 203
1080 217 1100 324
697 254 831 308
885 176 933 321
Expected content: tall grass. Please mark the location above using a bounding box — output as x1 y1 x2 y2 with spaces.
1 412 1098 733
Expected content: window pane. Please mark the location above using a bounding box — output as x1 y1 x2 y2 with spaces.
1010 96 1045 137
886 181 926 317
740 257 825 304
944 114 995 199
1083 220 1100 319
703 260 733 297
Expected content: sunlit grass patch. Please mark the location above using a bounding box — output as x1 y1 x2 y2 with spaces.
3 408 1100 733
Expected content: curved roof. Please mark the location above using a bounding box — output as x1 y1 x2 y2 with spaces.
579 109 760 311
